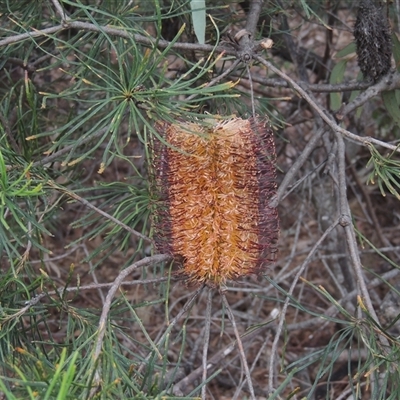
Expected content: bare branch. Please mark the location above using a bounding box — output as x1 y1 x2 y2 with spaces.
201 288 213 400
50 0 71 22
221 291 256 400
0 20 225 54
173 322 272 396
335 130 389 348
234 73 372 92
254 55 400 153
337 71 400 118
244 0 263 37
268 219 340 394
272 127 327 207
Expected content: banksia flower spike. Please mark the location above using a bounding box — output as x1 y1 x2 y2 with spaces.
151 117 279 287
354 0 392 82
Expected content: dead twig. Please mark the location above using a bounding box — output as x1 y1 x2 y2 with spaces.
268 219 340 394
201 288 213 400
221 290 256 400
254 55 400 153
172 320 273 396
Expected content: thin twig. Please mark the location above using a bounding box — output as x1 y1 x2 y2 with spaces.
247 64 256 118
186 57 240 102
334 131 388 346
201 288 213 400
50 0 71 22
268 219 340 394
48 181 154 244
234 330 271 399
137 284 205 376
236 68 400 121
307 80 373 93
271 127 327 207
89 254 171 398
233 73 373 92
254 55 400 153
0 21 225 55
221 290 256 400
7 274 170 324
172 321 272 396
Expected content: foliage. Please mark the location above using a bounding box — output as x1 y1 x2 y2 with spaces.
1 0 400 399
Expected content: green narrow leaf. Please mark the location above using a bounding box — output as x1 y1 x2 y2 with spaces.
392 33 400 72
335 42 356 59
329 59 347 111
56 351 79 400
298 0 331 29
300 0 310 18
382 90 400 126
190 0 206 44
43 348 68 400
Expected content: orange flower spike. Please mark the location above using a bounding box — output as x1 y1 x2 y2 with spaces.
152 117 279 286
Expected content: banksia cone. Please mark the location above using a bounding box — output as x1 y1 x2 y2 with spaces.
354 0 392 81
151 117 279 286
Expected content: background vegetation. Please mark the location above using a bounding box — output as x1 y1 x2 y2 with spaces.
1 0 400 399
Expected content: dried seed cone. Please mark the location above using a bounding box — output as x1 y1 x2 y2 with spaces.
354 0 392 81
151 118 279 286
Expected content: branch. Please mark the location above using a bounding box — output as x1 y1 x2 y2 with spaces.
234 73 372 92
92 254 171 365
337 70 400 119
201 288 213 399
334 131 389 347
172 322 271 396
6 275 170 323
268 219 340 393
0 20 226 54
221 291 256 399
254 55 400 153
50 0 71 22
271 127 327 207
244 0 263 37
